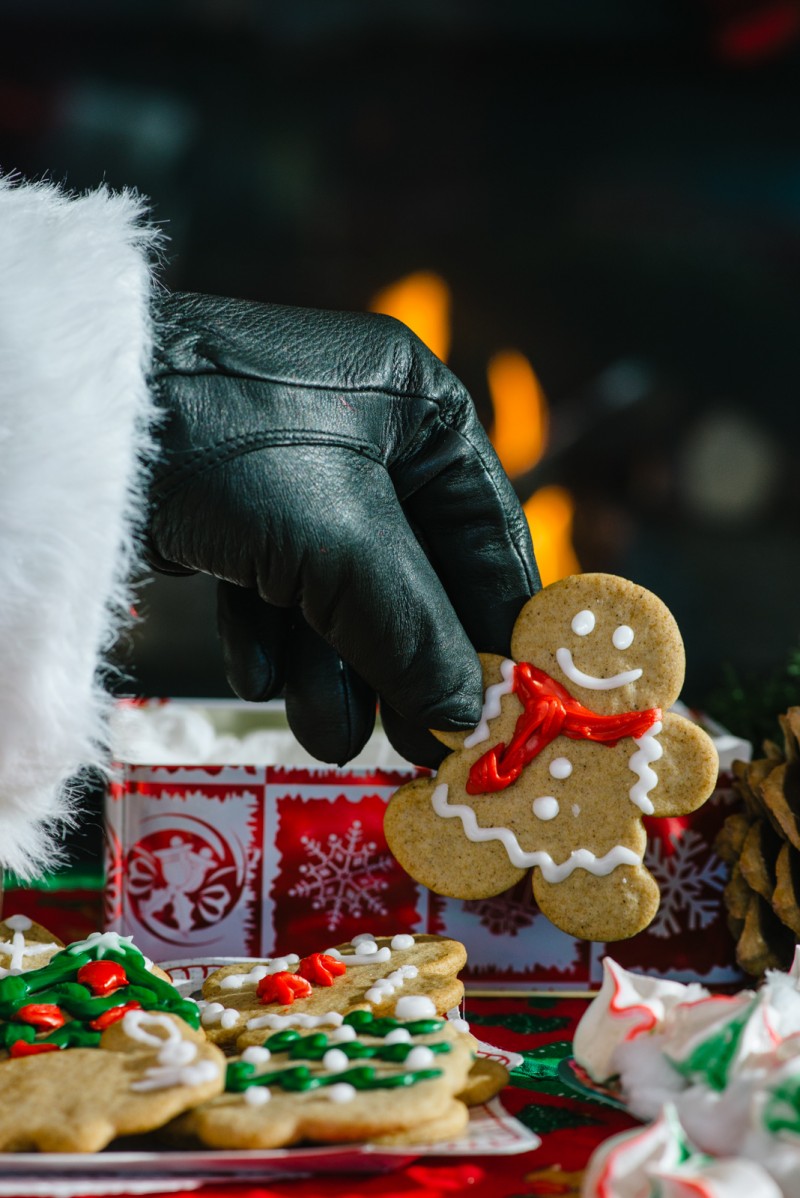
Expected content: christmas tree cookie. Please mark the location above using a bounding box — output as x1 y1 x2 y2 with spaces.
0 931 225 1152
166 1002 476 1149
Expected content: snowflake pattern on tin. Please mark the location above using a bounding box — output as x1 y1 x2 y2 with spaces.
645 828 728 939
463 889 537 938
288 820 393 932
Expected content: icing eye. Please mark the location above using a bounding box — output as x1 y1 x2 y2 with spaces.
612 625 634 650
571 610 595 636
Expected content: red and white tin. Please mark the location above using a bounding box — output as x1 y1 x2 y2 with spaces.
104 700 748 989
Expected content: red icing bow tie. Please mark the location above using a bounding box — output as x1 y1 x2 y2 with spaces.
466 662 661 795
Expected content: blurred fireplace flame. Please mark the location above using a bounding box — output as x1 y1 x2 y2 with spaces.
523 486 581 587
369 273 579 586
487 349 548 479
369 271 451 364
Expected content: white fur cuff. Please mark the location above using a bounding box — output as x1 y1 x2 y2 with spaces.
0 176 160 878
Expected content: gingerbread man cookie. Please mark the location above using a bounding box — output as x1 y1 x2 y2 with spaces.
385 573 719 941
0 1010 225 1152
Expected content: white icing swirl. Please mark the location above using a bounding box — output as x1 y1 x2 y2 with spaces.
218 956 300 990
431 783 641 879
464 658 517 748
628 720 663 814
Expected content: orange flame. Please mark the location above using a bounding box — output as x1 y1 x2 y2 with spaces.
369 271 451 363
368 276 580 586
523 486 580 586
487 349 548 479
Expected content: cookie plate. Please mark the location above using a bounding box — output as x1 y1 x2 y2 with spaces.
0 957 539 1195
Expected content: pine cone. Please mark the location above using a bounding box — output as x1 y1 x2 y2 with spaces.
716 708 800 977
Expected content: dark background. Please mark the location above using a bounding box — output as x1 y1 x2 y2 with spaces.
5 0 800 732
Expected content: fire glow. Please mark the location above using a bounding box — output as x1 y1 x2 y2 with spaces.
369 271 579 585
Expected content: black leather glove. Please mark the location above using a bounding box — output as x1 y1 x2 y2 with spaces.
147 291 539 767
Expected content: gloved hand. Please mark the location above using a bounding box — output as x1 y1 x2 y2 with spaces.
147 291 539 767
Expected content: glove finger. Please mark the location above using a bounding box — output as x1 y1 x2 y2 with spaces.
379 701 449 770
297 452 483 734
284 619 376 766
394 405 539 657
217 581 290 701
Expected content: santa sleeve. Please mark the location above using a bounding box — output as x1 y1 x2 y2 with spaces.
0 176 161 878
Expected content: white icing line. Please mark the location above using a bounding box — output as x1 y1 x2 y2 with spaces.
431 783 641 880
325 946 392 965
628 720 663 814
464 658 517 748
0 930 58 976
555 646 642 691
245 1011 344 1031
218 957 299 990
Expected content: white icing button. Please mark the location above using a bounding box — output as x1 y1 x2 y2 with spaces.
244 1086 271 1107
220 1009 239 1029
383 1028 412 1045
327 1082 357 1104
323 1048 350 1073
390 934 415 951
572 804 581 817
219 974 247 991
533 796 559 821
571 610 595 636
549 757 573 780
329 1024 357 1043
351 933 375 945
201 1003 225 1027
613 624 634 650
406 1046 435 1069
395 996 436 1020
241 1046 271 1065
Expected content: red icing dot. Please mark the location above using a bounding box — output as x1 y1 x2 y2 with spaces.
9 1041 60 1058
256 971 313 1006
90 1001 142 1031
15 1004 66 1031
296 952 347 987
77 960 128 995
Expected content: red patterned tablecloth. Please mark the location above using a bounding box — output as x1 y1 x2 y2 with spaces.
2 888 637 1198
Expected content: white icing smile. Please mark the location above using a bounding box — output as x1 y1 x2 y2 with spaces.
556 646 642 691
